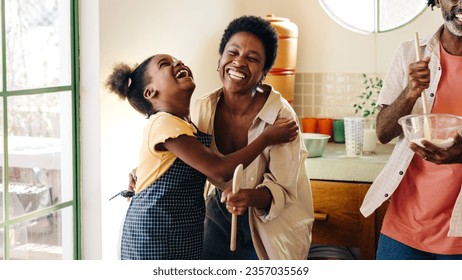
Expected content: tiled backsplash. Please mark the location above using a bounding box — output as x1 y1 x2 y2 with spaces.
292 72 384 120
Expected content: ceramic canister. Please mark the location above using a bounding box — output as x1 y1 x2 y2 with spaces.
264 14 298 106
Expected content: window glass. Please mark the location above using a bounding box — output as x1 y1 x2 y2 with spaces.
1 0 77 260
5 0 71 90
0 7 2 91
7 92 73 219
8 207 73 260
0 97 3 222
0 228 3 260
320 0 375 33
379 0 427 31
319 0 427 33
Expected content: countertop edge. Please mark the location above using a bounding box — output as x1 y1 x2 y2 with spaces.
305 143 394 183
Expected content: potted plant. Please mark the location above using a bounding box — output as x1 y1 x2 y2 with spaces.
354 74 383 154
354 74 382 118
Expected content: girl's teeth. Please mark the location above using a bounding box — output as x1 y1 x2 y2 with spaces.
176 70 189 78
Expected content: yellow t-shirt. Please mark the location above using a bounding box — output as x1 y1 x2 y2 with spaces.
135 112 197 193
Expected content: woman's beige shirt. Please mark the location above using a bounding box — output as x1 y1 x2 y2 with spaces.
191 85 314 259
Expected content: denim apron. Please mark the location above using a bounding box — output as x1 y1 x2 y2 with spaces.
121 130 211 260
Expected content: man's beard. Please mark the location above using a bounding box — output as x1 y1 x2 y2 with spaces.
442 8 462 37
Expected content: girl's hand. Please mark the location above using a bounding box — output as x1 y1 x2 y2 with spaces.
128 168 136 191
263 118 298 146
126 168 137 201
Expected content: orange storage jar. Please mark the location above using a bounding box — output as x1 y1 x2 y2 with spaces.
264 14 298 105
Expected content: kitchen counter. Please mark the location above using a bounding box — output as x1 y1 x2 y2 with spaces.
306 142 395 183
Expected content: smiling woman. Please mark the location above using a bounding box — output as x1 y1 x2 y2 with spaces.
319 0 428 33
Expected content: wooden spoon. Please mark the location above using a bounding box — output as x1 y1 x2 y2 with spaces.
230 164 243 251
414 32 432 140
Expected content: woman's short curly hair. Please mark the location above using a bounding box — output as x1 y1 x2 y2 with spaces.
218 15 278 72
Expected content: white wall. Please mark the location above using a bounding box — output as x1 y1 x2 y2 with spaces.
241 0 442 73
79 0 101 260
79 0 444 259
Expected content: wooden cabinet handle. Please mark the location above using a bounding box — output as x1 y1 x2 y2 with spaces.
314 212 328 221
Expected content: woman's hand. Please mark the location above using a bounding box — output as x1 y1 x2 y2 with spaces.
221 186 272 215
409 133 462 164
262 118 298 146
221 187 251 216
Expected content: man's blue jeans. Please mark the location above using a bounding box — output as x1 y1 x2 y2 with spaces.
377 233 462 260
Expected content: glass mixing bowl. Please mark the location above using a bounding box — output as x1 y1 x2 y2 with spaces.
398 114 462 149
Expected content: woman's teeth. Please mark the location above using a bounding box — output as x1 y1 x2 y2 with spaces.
228 69 245 80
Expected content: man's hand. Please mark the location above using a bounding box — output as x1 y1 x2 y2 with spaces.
409 133 462 164
406 57 431 100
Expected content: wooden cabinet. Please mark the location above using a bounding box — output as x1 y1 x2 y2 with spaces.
310 180 388 260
